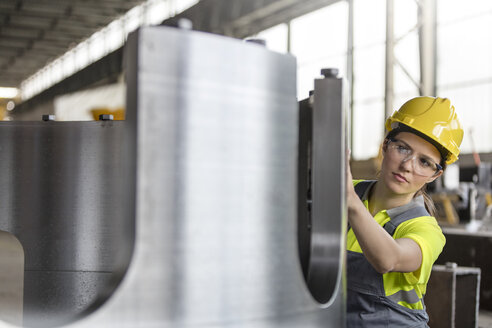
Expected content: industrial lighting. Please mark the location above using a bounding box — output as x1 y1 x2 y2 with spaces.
0 87 19 98
21 0 199 101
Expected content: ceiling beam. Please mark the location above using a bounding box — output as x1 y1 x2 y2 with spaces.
14 47 123 113
165 0 341 38
13 0 343 112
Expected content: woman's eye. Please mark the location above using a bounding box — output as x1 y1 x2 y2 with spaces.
419 158 431 167
397 145 410 153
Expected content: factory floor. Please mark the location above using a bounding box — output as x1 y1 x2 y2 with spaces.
480 310 492 327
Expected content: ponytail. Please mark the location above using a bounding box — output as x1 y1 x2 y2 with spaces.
415 186 437 217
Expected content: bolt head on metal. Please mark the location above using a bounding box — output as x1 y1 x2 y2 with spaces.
164 18 193 30
42 114 55 121
99 114 114 121
321 68 339 78
176 18 193 30
245 38 267 47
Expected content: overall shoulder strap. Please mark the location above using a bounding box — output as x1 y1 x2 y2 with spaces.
348 180 376 233
354 180 376 200
383 199 430 236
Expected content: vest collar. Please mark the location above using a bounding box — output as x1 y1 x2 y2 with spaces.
386 195 426 217
360 180 426 216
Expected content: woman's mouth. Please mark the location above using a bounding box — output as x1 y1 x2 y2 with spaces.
393 173 408 183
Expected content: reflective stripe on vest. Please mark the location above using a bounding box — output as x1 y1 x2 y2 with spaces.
387 289 421 304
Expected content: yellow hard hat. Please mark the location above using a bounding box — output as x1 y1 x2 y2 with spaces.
385 97 463 164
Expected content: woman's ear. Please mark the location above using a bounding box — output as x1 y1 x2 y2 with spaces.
426 170 443 184
382 139 389 153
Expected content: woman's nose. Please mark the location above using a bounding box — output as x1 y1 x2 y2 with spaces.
399 155 414 172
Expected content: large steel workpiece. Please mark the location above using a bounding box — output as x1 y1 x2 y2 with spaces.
0 26 346 327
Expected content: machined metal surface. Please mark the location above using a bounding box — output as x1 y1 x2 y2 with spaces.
310 72 346 305
73 25 345 328
0 26 346 327
298 73 347 305
0 120 135 327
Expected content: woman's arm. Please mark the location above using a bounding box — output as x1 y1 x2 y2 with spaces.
346 151 422 274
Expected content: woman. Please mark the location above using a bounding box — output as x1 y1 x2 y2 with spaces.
346 96 464 327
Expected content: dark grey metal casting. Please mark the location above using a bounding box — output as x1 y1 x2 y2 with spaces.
0 120 136 327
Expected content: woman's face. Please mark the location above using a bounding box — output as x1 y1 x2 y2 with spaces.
381 131 443 196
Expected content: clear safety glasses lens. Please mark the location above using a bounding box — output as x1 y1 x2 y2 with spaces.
387 141 441 177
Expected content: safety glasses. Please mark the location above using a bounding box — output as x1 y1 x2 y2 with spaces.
387 138 443 177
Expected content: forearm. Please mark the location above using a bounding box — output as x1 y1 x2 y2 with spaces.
348 194 421 273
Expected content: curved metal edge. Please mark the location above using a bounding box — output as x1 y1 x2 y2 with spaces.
0 231 25 327
307 76 347 307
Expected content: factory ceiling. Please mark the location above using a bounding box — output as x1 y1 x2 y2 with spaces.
2 0 339 112
0 0 148 88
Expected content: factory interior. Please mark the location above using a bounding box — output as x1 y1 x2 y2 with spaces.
1 0 492 327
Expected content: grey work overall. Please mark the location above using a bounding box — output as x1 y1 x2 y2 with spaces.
347 180 430 328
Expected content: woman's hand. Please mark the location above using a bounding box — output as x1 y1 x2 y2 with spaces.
346 148 358 210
